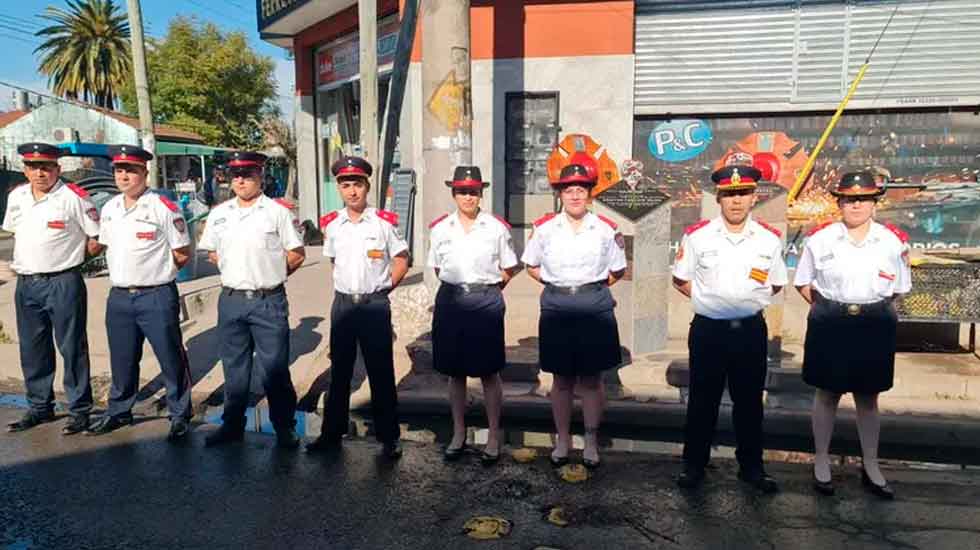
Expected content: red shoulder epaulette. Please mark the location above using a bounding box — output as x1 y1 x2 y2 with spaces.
756 219 782 237
492 214 512 229
319 211 339 228
596 213 618 230
884 222 909 243
274 198 295 209
376 209 399 227
806 220 834 237
428 213 449 229
533 212 557 227
158 195 179 213
684 219 710 235
65 182 89 199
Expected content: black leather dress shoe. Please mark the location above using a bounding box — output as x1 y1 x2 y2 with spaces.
276 429 301 449
87 415 133 436
443 444 468 462
6 410 55 433
583 458 601 470
480 445 501 467
62 414 91 435
204 425 244 447
167 419 190 441
381 441 403 460
861 468 895 500
813 469 835 496
676 468 705 489
738 469 780 494
549 453 569 468
305 435 343 454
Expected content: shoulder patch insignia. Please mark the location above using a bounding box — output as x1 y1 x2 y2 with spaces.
597 213 618 230
492 214 512 229
428 213 449 229
684 219 710 235
533 212 557 227
884 222 909 243
319 211 339 229
86 207 100 222
274 198 295 210
173 218 186 233
376 209 399 227
65 182 89 199
158 194 179 213
806 220 835 237
756 219 782 237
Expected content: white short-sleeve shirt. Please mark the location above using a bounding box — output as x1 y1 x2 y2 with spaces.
2 181 100 275
198 195 304 290
99 191 191 287
426 210 518 285
321 207 409 294
794 221 911 304
520 211 627 286
672 217 789 320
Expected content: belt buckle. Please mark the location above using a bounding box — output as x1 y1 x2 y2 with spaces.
568 285 580 295
245 290 255 300
847 303 861 316
128 287 139 294
730 319 742 329
351 293 364 304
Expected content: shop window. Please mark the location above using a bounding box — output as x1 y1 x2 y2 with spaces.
505 92 560 197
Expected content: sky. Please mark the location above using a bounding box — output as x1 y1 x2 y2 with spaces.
0 0 295 119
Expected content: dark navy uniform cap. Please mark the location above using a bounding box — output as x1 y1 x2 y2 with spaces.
226 151 268 169
107 144 153 166
331 156 373 179
446 165 489 189
831 171 883 197
552 163 596 187
17 142 62 162
710 165 761 191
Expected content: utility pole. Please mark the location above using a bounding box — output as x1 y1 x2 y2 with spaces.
126 0 158 188
421 0 472 286
359 0 379 205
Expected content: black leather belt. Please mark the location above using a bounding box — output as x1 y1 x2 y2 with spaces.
113 282 173 294
223 285 285 299
17 265 81 282
445 282 497 294
546 281 605 295
336 290 387 304
815 295 888 316
694 312 763 329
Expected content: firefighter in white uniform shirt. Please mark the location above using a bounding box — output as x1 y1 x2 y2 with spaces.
672 164 786 493
87 145 193 440
305 156 409 460
4 142 101 435
795 171 911 499
427 166 518 465
521 163 627 470
198 151 306 449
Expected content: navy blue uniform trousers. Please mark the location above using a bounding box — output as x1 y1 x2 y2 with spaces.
105 282 191 419
14 270 93 416
324 292 399 444
217 289 297 432
683 312 768 473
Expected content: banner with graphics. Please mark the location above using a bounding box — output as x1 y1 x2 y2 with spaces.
632 111 980 262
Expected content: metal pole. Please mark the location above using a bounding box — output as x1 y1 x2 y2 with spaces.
126 0 158 188
359 0 379 206
421 0 472 287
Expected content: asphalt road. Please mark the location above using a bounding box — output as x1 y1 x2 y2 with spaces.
2 406 980 550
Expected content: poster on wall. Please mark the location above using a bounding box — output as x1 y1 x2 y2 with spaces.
317 17 400 87
632 111 980 261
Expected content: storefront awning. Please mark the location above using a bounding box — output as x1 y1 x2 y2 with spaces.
258 0 354 47
156 142 233 157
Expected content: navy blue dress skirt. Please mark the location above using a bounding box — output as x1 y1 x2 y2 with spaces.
538 284 622 377
431 283 507 377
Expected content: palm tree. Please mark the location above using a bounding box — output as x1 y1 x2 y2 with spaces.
34 0 131 109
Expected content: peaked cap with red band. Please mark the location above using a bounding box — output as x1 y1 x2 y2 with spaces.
831 171 883 197
227 151 268 169
331 156 373 180
711 165 761 191
445 165 489 189
107 144 153 166
552 163 596 188
18 142 62 163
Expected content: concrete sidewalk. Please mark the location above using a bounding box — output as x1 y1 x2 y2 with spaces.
3 405 980 550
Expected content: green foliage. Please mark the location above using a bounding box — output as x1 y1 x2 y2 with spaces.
35 0 131 109
119 17 279 148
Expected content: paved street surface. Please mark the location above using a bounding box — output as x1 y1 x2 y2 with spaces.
2 407 980 550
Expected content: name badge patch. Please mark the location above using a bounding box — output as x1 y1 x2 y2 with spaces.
47 220 66 229
367 249 384 259
136 231 156 240
749 268 769 284
878 270 895 281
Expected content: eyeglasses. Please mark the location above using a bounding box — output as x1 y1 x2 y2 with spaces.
839 196 877 205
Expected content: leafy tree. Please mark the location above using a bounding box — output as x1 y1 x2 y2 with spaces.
35 0 131 109
119 17 278 148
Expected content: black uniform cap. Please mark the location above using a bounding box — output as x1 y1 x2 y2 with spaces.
107 144 154 166
17 142 62 162
832 171 883 197
227 151 268 169
552 163 596 187
331 156 373 179
446 165 489 188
